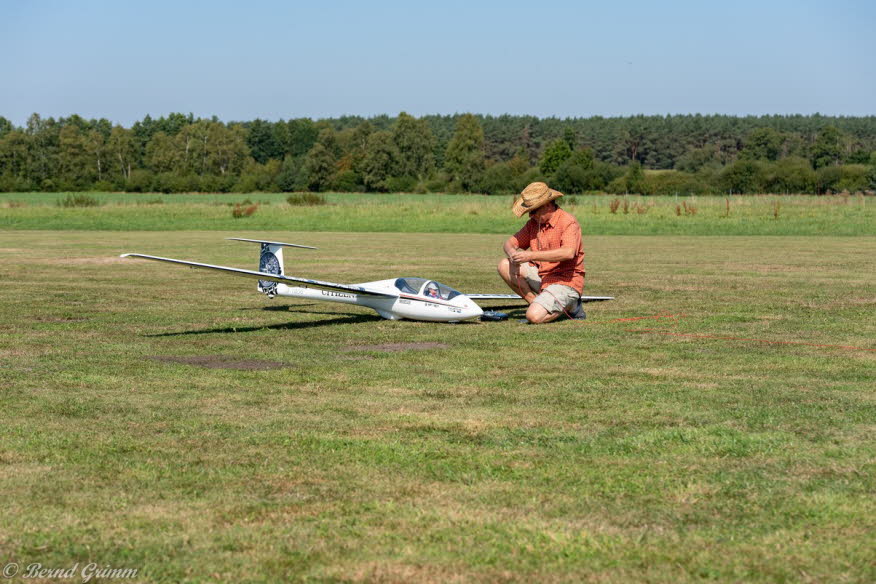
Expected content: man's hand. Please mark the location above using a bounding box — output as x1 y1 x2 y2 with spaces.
509 249 533 264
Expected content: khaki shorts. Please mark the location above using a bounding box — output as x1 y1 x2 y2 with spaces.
519 263 581 314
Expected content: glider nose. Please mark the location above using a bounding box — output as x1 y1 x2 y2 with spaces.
456 296 483 320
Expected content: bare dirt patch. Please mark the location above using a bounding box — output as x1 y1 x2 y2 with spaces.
342 342 450 353
150 355 288 370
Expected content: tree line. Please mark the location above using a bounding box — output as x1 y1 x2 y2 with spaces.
1 112 874 195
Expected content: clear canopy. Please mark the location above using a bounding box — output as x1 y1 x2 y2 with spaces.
394 277 461 301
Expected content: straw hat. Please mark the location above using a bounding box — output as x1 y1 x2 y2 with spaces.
512 182 564 218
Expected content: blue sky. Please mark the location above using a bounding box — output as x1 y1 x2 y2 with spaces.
1 0 873 126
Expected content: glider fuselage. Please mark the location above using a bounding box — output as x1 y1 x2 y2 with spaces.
270 278 483 322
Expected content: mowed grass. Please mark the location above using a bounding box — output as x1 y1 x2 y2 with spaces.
1 231 875 582
1 192 874 235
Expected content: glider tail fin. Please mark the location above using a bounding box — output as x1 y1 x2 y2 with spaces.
226 238 317 297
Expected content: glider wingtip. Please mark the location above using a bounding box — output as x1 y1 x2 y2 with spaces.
225 237 318 250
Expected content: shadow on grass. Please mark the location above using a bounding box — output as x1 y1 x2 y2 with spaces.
147 314 380 337
478 304 528 312
237 303 318 311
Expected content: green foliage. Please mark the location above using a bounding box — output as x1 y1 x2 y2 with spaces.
480 162 516 195
286 193 327 206
198 173 235 193
275 155 305 192
425 173 450 193
57 193 100 207
125 169 154 192
332 170 363 192
346 121 374 176
608 162 646 194
719 160 767 194
284 118 319 157
0 173 35 192
4 113 876 195
675 145 726 173
361 131 401 192
392 112 435 179
385 175 418 193
233 159 282 193
552 149 610 194
315 128 342 159
444 114 486 192
0 116 12 138
763 157 817 194
834 164 871 193
741 127 784 161
815 165 843 194
539 138 572 175
845 149 872 164
811 126 844 169
246 119 283 164
641 170 710 196
514 167 546 193
302 143 337 192
563 127 577 150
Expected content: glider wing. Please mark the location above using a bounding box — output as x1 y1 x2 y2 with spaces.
225 238 317 249
121 254 398 298
467 293 614 302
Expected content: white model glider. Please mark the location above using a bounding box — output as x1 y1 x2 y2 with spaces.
121 238 613 323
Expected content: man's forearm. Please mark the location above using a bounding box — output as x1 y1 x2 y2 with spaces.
525 247 576 262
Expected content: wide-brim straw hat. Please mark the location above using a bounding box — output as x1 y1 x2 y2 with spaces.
512 182 564 217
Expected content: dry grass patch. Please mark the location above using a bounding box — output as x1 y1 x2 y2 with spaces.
343 342 451 352
150 355 289 370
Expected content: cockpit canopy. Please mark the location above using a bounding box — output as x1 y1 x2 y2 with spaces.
394 277 462 301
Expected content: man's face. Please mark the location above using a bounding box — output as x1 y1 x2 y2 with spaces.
529 203 553 221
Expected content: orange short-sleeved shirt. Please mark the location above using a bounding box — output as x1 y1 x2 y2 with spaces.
510 208 585 293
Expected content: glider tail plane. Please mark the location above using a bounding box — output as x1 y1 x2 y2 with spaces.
226 238 317 297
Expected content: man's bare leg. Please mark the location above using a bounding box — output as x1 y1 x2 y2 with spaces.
497 258 537 303
525 302 562 324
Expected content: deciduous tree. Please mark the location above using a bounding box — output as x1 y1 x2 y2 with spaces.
539 138 572 175
443 114 485 191
108 126 137 181
361 131 400 192
392 112 435 180
811 126 844 169
302 143 336 191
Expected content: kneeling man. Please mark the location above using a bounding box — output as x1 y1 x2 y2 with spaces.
498 182 586 324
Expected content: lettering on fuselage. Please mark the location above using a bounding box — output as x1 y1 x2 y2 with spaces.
321 291 355 299
399 298 411 305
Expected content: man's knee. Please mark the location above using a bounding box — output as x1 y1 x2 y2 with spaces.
497 257 510 276
526 303 550 324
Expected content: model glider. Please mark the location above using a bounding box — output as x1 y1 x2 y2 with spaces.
121 238 613 323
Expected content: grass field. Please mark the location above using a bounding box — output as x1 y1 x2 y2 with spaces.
1 229 874 582
1 192 874 235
